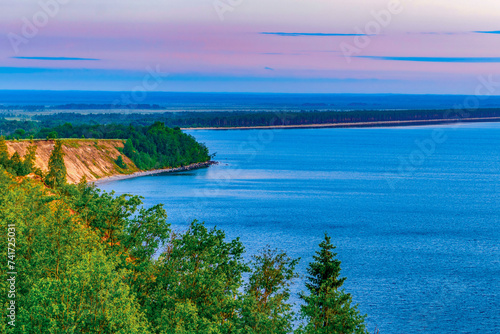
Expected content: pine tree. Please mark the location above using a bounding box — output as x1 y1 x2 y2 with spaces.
0 136 9 168
45 140 67 188
306 234 346 294
300 234 368 334
20 144 37 176
9 152 23 176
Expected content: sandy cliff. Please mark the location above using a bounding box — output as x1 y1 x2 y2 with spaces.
6 140 139 184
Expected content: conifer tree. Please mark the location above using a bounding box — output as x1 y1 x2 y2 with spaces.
20 144 37 176
45 140 67 188
0 136 9 168
306 234 346 294
299 234 368 334
9 152 23 176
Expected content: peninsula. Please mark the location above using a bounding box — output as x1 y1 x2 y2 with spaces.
6 139 216 184
1 122 213 184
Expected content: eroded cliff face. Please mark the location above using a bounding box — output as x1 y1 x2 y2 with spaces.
6 140 138 184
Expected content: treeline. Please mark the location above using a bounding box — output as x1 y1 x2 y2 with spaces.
0 148 369 333
0 103 163 111
32 108 500 128
147 108 500 128
2 108 500 138
1 122 211 171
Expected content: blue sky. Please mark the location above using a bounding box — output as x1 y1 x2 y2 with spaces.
1 0 500 94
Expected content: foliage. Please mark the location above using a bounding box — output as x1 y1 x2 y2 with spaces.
115 154 128 169
4 107 499 131
240 247 299 334
0 121 211 171
9 152 22 176
45 140 67 188
0 164 371 333
46 131 58 140
148 222 247 333
3 108 500 140
0 136 38 177
0 136 9 167
116 122 210 170
21 144 38 176
0 169 150 333
305 234 346 294
299 234 368 334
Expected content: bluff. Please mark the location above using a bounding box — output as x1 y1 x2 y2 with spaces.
6 139 138 184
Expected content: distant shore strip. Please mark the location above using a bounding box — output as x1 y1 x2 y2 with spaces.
94 160 218 184
183 116 500 130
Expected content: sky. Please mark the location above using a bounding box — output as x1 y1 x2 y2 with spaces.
1 0 500 94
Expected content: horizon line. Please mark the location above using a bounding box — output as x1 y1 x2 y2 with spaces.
1 89 500 97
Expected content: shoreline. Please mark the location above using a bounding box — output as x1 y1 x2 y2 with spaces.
93 160 218 184
182 117 500 130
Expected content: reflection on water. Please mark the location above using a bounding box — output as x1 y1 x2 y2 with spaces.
99 124 500 334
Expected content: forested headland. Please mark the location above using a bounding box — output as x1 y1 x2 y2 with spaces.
0 139 370 333
0 122 211 182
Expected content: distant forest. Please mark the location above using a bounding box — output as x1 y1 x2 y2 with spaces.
2 108 500 133
1 108 499 169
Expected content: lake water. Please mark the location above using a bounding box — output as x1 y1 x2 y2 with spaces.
5 91 500 110
98 123 500 333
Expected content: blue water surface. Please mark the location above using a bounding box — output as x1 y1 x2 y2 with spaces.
98 123 500 333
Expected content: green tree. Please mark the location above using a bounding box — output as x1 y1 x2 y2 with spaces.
0 136 9 168
0 159 372 334
46 131 58 140
115 155 128 169
0 170 150 333
20 251 150 333
19 144 37 176
9 152 23 176
45 140 67 188
240 247 299 334
14 129 25 139
299 234 368 334
147 221 247 333
306 234 345 294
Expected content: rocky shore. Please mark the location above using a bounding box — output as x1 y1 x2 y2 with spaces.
94 160 218 184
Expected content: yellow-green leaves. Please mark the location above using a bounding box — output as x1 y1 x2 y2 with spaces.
45 140 67 188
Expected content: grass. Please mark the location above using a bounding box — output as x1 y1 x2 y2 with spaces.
62 140 82 148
